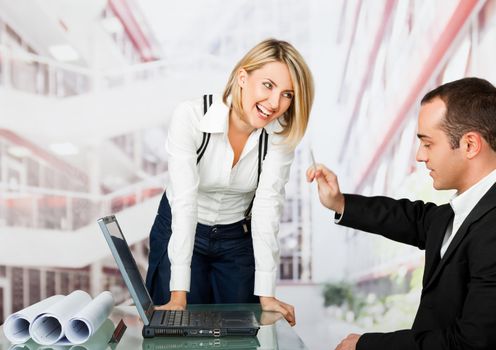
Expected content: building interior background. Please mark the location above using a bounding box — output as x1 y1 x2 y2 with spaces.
1 0 495 349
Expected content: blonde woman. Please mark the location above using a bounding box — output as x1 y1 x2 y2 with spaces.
145 39 314 326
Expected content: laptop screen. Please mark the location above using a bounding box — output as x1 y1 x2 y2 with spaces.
98 216 153 324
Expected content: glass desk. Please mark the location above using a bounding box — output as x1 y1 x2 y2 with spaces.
0 304 308 350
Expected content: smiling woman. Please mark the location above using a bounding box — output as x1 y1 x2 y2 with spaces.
144 39 314 327
225 39 314 149
237 62 293 127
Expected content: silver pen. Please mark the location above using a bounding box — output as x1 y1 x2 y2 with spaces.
310 149 317 172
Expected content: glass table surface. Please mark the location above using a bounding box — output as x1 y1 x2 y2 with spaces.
0 304 308 350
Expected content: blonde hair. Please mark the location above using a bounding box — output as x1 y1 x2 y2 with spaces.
223 39 314 148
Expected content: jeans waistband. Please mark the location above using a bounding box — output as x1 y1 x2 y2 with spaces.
197 218 251 239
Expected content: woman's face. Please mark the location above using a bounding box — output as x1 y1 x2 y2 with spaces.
237 61 294 129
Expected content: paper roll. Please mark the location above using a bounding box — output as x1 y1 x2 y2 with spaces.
69 319 115 350
65 292 114 344
4 295 65 344
29 291 92 345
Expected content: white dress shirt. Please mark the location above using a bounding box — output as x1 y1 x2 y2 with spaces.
441 169 496 258
166 95 294 296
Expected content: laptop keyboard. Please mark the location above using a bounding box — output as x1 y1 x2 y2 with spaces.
153 310 221 327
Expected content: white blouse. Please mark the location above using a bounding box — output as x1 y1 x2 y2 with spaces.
165 95 294 297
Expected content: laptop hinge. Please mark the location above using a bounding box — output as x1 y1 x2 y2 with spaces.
144 307 154 326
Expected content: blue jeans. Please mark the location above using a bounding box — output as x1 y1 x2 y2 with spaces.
145 193 259 305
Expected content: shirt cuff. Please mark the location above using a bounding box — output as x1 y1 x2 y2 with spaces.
169 265 191 292
254 270 276 297
334 210 343 223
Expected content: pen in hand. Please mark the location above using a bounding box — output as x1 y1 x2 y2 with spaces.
310 149 317 173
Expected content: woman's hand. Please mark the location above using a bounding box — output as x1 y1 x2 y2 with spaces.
155 291 187 310
259 310 284 325
259 296 296 326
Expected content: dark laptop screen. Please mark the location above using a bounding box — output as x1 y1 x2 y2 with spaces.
104 219 153 319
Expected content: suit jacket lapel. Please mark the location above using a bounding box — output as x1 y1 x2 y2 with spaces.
424 183 496 291
423 206 453 285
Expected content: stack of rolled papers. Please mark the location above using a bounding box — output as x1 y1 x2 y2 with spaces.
3 290 114 345
8 320 115 350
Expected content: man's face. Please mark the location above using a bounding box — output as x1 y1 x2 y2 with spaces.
416 97 466 192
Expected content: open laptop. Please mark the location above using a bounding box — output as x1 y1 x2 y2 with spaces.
97 215 260 338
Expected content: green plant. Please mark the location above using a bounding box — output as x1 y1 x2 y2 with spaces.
322 282 375 321
322 282 353 307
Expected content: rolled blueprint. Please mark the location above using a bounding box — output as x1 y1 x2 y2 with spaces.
65 291 114 344
69 319 115 350
3 295 65 344
29 290 92 345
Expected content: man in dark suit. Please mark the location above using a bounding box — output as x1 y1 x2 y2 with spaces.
307 77 496 350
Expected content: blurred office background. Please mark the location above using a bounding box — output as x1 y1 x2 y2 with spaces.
1 0 495 349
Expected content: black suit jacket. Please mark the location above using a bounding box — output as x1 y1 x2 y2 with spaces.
338 183 496 350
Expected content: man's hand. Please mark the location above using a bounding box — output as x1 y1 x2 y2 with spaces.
335 333 361 350
155 291 187 310
259 296 296 326
306 164 345 214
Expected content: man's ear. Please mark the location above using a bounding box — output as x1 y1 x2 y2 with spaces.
462 132 482 159
237 69 248 87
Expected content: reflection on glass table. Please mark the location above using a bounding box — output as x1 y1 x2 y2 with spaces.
142 334 260 349
1 304 308 350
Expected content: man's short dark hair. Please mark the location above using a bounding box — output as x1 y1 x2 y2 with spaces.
421 77 496 151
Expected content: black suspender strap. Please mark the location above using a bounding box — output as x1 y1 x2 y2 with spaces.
196 134 210 164
203 94 213 114
196 94 213 164
244 128 268 219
